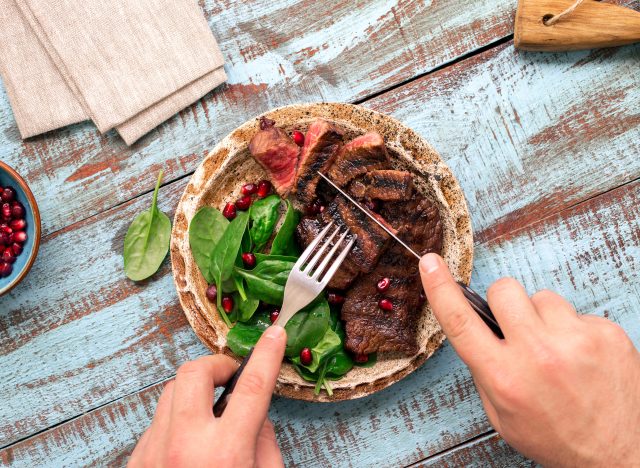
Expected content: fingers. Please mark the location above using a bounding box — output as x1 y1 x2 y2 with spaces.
170 355 238 424
223 326 286 444
487 278 541 339
255 419 285 468
141 380 175 462
420 254 500 370
531 289 578 326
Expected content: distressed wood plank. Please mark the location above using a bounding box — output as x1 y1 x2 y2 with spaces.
0 0 517 237
365 40 640 243
416 432 534 467
2 176 638 467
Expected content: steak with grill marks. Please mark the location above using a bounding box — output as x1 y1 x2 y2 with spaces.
294 119 344 204
295 217 361 290
342 195 443 355
248 117 300 195
320 195 394 273
327 132 389 188
358 170 414 201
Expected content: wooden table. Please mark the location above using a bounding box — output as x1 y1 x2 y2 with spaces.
1 1 638 466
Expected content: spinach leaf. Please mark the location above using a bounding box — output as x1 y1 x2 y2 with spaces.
188 207 228 283
226 312 270 356
254 253 298 264
235 259 295 305
124 171 171 281
209 211 250 283
237 296 260 322
291 327 341 373
249 195 281 251
285 298 330 357
270 200 300 256
326 351 354 377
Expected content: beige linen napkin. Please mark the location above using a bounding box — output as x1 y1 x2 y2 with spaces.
0 0 226 144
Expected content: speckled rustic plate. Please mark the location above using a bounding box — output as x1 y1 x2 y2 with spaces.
170 103 473 402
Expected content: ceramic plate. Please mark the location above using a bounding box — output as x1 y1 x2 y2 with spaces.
170 103 473 402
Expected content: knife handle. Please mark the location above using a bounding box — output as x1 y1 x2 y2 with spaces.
457 282 504 339
213 347 254 417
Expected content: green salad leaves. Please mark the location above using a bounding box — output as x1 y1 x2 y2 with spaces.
188 193 370 395
124 171 171 281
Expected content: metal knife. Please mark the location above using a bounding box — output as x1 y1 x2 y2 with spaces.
317 171 503 339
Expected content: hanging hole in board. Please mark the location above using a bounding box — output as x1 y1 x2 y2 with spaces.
542 14 555 26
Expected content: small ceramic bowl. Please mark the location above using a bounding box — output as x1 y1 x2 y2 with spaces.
0 161 41 296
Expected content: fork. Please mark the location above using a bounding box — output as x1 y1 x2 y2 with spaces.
213 221 356 416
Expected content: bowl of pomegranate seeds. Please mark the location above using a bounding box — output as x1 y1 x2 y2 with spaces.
0 161 41 296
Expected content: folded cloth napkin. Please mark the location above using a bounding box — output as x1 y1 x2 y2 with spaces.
0 0 226 144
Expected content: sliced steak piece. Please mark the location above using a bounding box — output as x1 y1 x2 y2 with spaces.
294 119 344 204
341 193 443 356
327 132 389 188
381 196 443 256
363 170 414 201
295 216 360 289
320 195 394 273
342 244 422 355
249 117 300 195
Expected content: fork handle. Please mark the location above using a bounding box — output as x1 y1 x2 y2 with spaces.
213 347 254 417
457 282 504 339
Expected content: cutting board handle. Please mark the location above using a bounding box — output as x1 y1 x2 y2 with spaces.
515 0 640 51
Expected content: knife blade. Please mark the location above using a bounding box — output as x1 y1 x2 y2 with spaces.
317 171 504 339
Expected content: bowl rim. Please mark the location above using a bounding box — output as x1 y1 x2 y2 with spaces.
0 161 42 296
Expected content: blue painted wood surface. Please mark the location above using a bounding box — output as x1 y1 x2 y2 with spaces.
0 0 639 466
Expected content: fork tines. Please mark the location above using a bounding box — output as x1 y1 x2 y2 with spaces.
295 221 356 285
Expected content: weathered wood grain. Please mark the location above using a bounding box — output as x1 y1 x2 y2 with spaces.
365 41 640 244
416 432 534 467
2 176 638 467
0 0 517 237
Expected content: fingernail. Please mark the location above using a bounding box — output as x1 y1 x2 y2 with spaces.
420 254 441 274
264 325 285 340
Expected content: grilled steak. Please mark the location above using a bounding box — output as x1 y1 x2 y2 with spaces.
249 117 300 195
320 195 394 273
295 216 360 289
363 170 414 201
327 132 389 188
342 194 443 355
294 119 344 204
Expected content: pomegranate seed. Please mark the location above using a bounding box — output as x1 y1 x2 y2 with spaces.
292 131 305 147
2 248 15 264
236 195 252 211
242 252 256 268
10 219 25 231
241 183 258 196
222 202 237 220
0 233 10 246
305 199 324 216
1 203 10 219
270 309 280 323
354 354 369 364
257 180 272 198
11 202 25 219
365 199 380 212
205 284 217 303
378 298 393 312
300 347 312 366
0 225 10 234
11 243 22 256
327 292 345 306
221 296 234 313
12 231 26 244
1 187 16 202
419 292 426 304
0 261 12 278
376 277 391 293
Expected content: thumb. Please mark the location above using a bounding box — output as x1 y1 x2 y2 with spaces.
419 254 498 369
222 325 286 443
